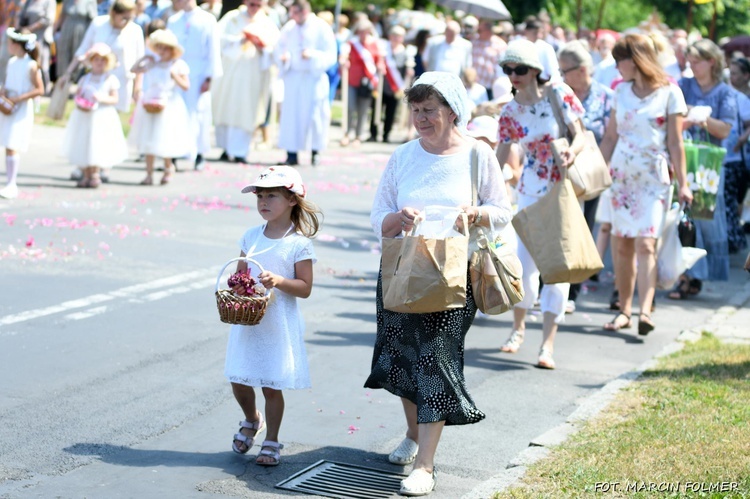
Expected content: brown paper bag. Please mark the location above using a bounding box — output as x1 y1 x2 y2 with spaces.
512 178 603 284
47 78 72 120
382 232 469 314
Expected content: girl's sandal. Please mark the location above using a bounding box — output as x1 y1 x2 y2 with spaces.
603 312 631 331
256 440 283 466
231 414 266 455
638 314 655 336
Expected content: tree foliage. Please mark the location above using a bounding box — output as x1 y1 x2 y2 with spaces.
309 0 750 40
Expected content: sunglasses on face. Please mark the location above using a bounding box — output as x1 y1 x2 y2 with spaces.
502 65 530 76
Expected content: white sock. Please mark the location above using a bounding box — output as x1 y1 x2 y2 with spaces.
6 155 18 186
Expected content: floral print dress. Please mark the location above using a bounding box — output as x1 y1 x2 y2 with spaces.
498 82 585 199
608 82 686 238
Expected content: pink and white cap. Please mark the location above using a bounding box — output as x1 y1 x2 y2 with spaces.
241 166 306 197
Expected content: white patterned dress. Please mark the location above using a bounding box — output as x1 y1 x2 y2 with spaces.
224 225 316 390
607 82 686 238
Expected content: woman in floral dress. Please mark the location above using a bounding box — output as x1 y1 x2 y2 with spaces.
496 39 586 370
599 34 692 334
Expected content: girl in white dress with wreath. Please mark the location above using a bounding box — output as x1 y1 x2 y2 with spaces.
0 29 44 200
62 43 128 188
128 29 190 185
224 165 321 467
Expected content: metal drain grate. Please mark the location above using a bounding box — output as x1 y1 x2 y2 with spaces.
276 460 407 498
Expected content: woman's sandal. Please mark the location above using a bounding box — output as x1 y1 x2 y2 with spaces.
609 289 620 311
638 313 655 336
668 276 691 300
500 330 524 353
399 468 437 496
388 437 418 465
603 312 632 331
536 347 555 370
76 178 90 188
256 440 284 466
231 414 266 454
139 176 154 186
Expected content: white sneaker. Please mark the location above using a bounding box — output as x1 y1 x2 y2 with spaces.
565 300 576 314
0 184 18 199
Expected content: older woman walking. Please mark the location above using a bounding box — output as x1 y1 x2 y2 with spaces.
599 34 692 333
668 39 735 299
367 71 511 496
496 39 586 369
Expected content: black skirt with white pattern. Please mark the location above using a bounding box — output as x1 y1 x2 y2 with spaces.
364 266 485 426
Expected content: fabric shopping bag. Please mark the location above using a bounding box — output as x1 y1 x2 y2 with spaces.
382 209 469 314
469 228 524 315
551 132 612 201
512 178 603 284
683 139 726 220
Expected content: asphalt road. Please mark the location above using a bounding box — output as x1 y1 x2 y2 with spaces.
1 123 747 499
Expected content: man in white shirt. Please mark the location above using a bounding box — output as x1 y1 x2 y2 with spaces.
522 16 559 82
274 0 336 166
168 0 222 170
593 32 619 88
425 20 472 77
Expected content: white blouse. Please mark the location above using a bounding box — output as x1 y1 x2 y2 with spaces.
371 138 512 241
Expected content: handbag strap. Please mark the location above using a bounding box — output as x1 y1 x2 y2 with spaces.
545 84 569 140
470 140 478 207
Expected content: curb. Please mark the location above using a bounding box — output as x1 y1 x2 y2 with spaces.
461 279 750 499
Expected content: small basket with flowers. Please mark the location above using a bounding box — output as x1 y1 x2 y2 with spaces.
215 257 271 325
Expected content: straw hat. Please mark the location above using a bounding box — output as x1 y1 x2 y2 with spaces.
147 29 184 59
498 39 544 73
84 43 117 71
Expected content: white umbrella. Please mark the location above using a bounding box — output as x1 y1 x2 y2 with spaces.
432 0 512 20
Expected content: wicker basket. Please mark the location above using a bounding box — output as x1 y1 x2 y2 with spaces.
143 100 165 114
215 256 271 326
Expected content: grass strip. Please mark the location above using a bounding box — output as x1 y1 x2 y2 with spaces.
495 333 750 498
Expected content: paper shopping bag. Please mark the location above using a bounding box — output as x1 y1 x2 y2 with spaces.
382 232 468 314
512 178 603 284
469 229 524 315
47 78 72 120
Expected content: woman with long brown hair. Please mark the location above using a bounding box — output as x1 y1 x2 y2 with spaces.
598 33 692 334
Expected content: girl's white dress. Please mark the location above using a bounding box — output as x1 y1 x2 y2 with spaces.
0 55 36 152
224 225 316 390
128 58 191 158
62 72 128 168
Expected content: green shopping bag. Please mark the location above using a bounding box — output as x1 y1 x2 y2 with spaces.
683 139 725 220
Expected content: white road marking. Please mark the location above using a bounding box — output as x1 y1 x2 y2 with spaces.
64 306 108 321
0 268 218 327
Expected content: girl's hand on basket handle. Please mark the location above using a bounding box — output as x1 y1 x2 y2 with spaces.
231 284 247 296
258 270 283 290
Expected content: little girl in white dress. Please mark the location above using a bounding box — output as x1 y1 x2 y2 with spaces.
0 28 44 199
128 29 191 185
62 43 128 188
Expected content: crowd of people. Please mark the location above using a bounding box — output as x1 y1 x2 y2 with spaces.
0 1 749 496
